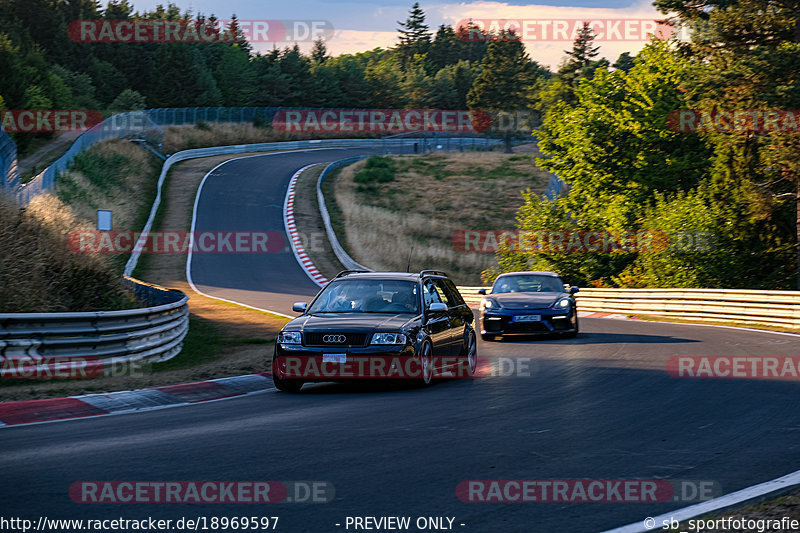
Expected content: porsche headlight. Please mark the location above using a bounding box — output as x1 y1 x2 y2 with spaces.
554 298 571 309
278 331 302 344
482 299 498 309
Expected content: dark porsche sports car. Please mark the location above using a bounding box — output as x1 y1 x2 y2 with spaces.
478 271 579 341
272 270 478 392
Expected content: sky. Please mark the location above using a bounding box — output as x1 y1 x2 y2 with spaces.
123 0 671 69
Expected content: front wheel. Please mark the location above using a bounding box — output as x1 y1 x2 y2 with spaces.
563 314 579 339
461 329 477 377
273 375 303 393
481 333 497 342
419 341 434 386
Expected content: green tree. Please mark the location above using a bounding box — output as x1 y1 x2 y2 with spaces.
311 38 329 64
148 44 221 107
613 52 635 72
426 25 460 72
401 64 432 107
110 89 146 111
364 54 404 108
467 31 535 151
497 42 713 286
214 44 256 106
396 2 431 70
655 0 800 288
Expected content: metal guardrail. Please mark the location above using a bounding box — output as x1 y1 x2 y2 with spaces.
456 286 800 329
318 156 372 272
575 288 800 329
16 111 164 204
0 277 189 377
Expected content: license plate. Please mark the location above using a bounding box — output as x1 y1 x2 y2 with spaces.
514 315 541 322
323 353 347 363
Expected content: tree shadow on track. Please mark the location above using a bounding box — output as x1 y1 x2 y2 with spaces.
490 332 700 344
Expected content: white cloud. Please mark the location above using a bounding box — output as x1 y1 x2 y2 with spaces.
253 1 670 69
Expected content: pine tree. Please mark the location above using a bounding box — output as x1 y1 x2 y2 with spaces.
427 25 459 72
561 22 599 83
467 31 535 151
396 2 431 70
311 38 329 64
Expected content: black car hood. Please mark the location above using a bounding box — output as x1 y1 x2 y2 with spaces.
288 313 418 332
490 292 565 310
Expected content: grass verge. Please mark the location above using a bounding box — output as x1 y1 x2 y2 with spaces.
324 146 551 284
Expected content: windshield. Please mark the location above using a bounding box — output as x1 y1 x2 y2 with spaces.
492 275 564 294
308 280 420 314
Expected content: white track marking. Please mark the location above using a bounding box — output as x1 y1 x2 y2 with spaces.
186 149 341 318
601 469 800 532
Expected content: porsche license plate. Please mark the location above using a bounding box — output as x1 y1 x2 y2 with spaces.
514 315 541 322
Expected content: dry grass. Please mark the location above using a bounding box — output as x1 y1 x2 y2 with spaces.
54 139 160 232
0 193 136 312
162 122 383 153
332 148 550 284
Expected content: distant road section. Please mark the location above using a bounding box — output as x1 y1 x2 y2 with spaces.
188 147 408 315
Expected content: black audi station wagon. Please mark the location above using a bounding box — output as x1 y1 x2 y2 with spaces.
272 270 477 392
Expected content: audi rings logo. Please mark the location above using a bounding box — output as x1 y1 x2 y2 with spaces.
323 335 347 344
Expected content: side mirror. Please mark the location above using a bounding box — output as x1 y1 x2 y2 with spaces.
292 302 308 312
428 302 448 313
569 286 579 294
478 288 487 295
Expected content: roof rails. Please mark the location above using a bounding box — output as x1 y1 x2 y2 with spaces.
419 270 449 278
333 270 371 279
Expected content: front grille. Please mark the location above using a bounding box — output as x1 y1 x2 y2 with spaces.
507 321 549 333
304 332 368 347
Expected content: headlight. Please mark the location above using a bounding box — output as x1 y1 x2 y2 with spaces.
554 298 571 309
482 299 498 309
370 333 407 345
278 331 302 344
